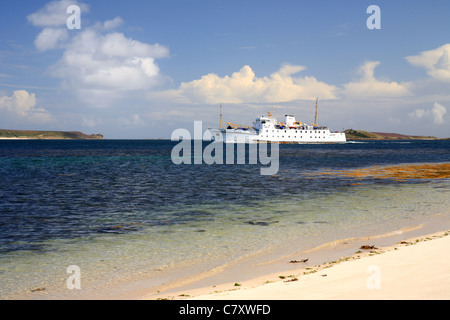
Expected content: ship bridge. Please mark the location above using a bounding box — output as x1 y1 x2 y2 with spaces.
253 115 276 130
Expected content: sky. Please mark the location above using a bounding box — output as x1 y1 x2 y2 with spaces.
1 0 450 139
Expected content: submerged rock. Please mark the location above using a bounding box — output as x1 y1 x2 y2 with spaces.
245 220 279 226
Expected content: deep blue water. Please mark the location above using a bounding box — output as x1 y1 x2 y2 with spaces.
0 139 449 254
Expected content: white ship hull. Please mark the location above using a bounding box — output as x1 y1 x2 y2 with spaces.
210 127 346 144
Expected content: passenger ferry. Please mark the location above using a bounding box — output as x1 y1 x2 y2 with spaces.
209 99 347 143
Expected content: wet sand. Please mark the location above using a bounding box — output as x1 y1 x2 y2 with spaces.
143 227 450 300
180 231 450 300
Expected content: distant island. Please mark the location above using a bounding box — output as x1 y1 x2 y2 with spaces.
0 128 444 141
0 129 104 140
344 129 442 140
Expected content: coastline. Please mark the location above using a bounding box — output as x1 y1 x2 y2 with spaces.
0 129 103 140
143 227 450 300
0 137 103 140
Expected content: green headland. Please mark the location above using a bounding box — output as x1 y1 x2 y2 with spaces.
0 129 104 140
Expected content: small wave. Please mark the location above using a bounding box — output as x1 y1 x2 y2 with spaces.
346 141 369 144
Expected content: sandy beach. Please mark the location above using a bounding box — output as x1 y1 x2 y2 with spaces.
147 230 450 300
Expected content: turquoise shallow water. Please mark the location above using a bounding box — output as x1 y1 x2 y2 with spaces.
0 140 449 299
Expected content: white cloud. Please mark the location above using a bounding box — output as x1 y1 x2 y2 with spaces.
149 64 338 105
49 29 169 100
409 102 447 124
431 102 447 124
103 17 124 30
27 0 89 27
0 90 53 123
29 1 170 108
28 0 88 52
342 61 410 98
406 44 450 81
0 90 36 116
34 27 68 51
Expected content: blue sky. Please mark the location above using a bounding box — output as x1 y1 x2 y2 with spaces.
1 0 450 138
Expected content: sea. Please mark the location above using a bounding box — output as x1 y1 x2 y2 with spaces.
0 139 449 299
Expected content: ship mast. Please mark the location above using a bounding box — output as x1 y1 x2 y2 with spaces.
219 105 225 129
314 98 319 127
267 105 274 118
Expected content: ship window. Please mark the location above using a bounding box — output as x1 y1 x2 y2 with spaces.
266 130 268 132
